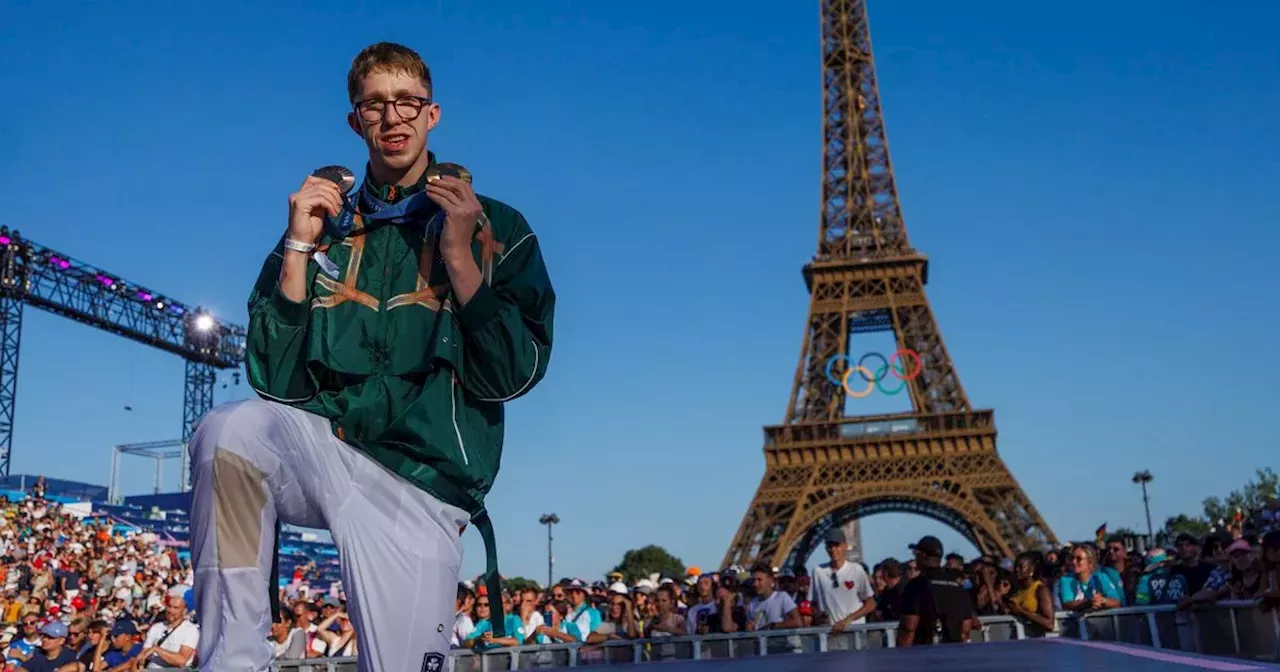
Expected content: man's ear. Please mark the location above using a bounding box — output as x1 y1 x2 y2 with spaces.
347 112 364 138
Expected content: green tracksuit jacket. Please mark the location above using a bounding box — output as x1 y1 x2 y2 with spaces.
245 161 555 527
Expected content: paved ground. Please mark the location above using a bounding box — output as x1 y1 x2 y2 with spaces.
648 639 1280 672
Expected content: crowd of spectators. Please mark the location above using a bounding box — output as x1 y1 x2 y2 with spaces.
9 471 1280 668
448 516 1280 654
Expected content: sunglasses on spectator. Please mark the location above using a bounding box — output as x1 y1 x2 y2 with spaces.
477 601 490 607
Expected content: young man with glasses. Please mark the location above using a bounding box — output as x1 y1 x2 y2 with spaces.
188 41 555 672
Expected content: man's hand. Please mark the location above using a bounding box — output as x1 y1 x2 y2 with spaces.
425 176 483 261
287 176 344 245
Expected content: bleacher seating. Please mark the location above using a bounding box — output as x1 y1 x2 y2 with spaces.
3 476 343 590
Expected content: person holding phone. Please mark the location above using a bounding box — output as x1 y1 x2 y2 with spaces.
187 41 556 672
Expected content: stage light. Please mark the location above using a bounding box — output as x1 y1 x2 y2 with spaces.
194 314 215 332
137 291 153 302
0 237 9 246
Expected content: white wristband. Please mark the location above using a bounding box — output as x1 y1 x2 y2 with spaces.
283 238 316 254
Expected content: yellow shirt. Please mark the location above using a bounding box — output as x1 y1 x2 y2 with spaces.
1011 579 1043 614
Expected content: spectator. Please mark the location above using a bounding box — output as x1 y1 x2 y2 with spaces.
535 599 579 645
6 615 39 667
897 536 974 647
73 619 108 669
1100 536 1139 606
452 585 475 647
136 594 198 669
562 581 600 643
685 575 718 635
645 586 684 637
708 574 745 634
744 564 801 631
1005 551 1055 637
1171 533 1216 596
873 559 906 622
462 594 520 651
1186 538 1264 606
513 587 547 645
22 621 77 672
585 593 638 643
312 609 357 658
99 619 145 670
271 607 307 661
811 529 876 634
1058 543 1122 612
1135 548 1186 606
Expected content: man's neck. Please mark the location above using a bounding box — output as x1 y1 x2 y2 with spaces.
830 557 846 571
45 645 62 657
367 151 431 189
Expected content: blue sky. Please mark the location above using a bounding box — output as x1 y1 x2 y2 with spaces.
1 0 1276 584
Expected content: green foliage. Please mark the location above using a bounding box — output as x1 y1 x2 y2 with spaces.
1201 468 1279 525
1155 514 1211 547
612 545 685 583
504 576 540 593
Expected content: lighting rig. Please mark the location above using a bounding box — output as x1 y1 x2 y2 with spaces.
0 226 246 477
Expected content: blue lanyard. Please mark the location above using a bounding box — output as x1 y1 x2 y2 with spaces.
325 180 439 239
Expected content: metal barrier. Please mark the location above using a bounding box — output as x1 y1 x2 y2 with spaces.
251 601 1280 669
270 616 1024 671
1052 599 1280 663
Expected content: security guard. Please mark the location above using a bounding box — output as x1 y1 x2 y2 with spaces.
897 535 975 646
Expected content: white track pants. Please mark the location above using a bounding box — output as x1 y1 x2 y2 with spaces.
188 398 467 672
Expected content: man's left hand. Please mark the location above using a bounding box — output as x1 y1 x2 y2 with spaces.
425 176 483 259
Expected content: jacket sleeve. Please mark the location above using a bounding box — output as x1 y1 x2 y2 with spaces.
245 245 318 403
455 210 555 402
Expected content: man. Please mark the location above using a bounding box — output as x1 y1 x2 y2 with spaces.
188 42 555 671
745 565 802 631
810 529 876 635
1171 533 1216 597
873 559 905 622
138 595 199 668
897 536 974 647
20 621 76 672
100 619 145 671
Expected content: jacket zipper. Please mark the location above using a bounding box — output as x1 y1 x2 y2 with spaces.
450 375 471 466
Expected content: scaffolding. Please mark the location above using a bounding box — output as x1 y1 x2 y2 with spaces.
108 439 188 505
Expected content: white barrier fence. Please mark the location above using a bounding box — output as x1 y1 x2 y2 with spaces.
265 600 1280 671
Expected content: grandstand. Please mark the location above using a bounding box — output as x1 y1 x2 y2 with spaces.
0 473 342 590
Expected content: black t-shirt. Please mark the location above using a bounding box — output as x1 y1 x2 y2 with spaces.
1173 561 1214 595
898 567 975 645
877 581 905 622
24 646 79 672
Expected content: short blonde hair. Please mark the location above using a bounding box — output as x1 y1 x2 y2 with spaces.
346 42 432 103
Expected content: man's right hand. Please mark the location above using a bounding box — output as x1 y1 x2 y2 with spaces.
287 176 345 245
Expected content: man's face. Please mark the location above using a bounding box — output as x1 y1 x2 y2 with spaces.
825 540 847 563
1178 539 1200 562
752 571 773 595
348 69 439 175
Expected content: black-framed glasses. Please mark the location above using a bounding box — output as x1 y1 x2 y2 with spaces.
354 96 432 123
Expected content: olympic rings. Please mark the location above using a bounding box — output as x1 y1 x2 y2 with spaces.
823 349 922 398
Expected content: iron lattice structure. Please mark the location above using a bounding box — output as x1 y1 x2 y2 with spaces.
722 0 1058 569
0 226 246 476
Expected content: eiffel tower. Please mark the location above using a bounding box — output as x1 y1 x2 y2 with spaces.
722 0 1058 570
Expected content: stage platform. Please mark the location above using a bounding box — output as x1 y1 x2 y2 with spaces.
647 639 1280 671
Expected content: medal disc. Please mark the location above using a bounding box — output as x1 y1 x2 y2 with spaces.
426 162 472 184
312 165 357 194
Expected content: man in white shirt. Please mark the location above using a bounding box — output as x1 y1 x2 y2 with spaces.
811 528 876 634
139 595 199 668
745 565 801 631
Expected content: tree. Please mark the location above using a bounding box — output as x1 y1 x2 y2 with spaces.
1155 514 1211 547
1202 468 1279 525
612 545 685 584
504 576 540 594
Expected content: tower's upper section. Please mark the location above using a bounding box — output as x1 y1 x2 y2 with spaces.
817 0 916 262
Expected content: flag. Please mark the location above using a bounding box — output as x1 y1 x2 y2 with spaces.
1095 523 1107 546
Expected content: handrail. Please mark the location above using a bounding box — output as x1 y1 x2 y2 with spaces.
190 601 1280 669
